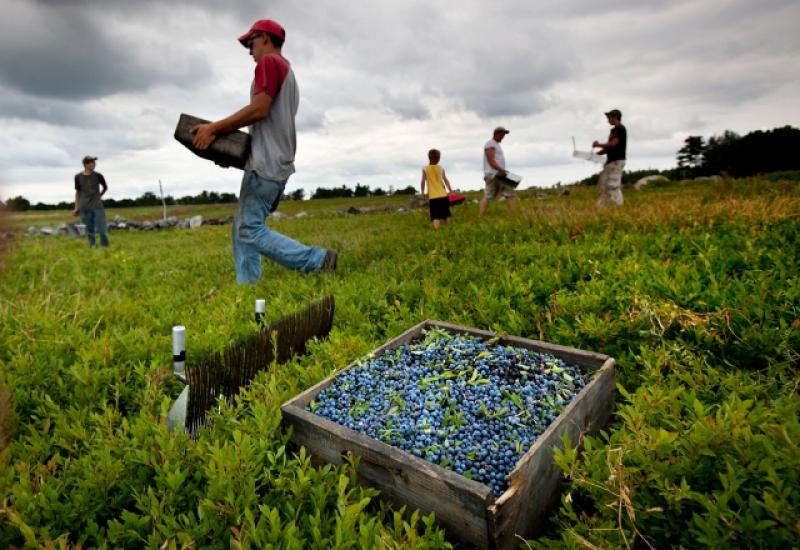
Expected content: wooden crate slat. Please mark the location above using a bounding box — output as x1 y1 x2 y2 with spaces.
283 405 494 546
489 358 615 548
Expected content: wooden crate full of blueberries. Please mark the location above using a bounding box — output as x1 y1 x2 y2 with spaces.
280 320 615 549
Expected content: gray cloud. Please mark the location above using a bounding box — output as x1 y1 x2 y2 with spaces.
259 1 579 120
1 0 799 203
296 98 327 131
0 0 211 100
378 86 431 120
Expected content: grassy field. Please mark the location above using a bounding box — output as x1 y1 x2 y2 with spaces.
5 193 437 231
1 178 798 548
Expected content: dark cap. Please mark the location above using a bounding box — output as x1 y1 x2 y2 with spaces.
238 19 286 47
82 155 97 164
604 109 622 119
493 126 510 134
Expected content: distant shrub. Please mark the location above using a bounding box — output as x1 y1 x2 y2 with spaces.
762 170 800 183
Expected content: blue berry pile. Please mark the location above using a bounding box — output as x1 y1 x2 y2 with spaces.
309 328 587 497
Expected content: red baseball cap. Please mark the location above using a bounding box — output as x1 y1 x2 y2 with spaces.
238 19 286 47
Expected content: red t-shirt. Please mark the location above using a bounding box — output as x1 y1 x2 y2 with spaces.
252 54 290 99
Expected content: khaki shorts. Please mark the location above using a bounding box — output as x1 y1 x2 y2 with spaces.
483 174 517 200
597 160 625 206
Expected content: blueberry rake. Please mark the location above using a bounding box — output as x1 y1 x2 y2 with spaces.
169 295 335 434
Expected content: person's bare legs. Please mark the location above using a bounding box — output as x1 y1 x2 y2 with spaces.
504 196 517 212
479 195 489 216
432 219 442 229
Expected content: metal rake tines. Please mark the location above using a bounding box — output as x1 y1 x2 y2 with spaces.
184 295 335 433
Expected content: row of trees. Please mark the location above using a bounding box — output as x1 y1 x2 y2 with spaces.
310 184 416 199
676 125 800 178
1 183 419 212
0 189 238 212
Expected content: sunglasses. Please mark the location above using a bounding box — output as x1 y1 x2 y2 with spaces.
244 33 265 49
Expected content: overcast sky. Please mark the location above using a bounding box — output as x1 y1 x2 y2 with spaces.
1 0 799 203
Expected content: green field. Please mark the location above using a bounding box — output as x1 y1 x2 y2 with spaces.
1 179 798 548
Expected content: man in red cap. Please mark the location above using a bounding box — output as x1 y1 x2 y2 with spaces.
191 19 337 284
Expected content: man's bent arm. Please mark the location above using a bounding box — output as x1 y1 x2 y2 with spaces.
192 93 273 150
593 137 620 152
485 148 506 175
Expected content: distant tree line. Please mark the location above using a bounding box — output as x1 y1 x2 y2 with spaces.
1 189 239 212
310 184 416 199
676 125 800 178
2 183 420 212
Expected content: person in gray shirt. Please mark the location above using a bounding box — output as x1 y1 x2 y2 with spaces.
191 19 337 284
73 155 109 247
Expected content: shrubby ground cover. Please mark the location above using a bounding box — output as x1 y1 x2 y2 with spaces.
0 178 798 548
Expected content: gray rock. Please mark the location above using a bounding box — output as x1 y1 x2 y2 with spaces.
634 175 670 190
693 175 723 183
405 194 428 209
205 216 233 225
346 206 372 215
189 215 203 229
294 211 308 218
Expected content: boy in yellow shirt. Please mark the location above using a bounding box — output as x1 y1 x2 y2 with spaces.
420 149 454 229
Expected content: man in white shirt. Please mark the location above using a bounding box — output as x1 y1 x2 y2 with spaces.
480 126 517 216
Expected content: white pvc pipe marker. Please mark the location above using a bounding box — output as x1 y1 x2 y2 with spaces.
172 325 186 375
255 299 266 324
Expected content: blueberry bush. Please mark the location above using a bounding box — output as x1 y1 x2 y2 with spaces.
1 177 798 548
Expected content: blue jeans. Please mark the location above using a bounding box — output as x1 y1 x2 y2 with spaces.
232 171 325 284
80 208 109 247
